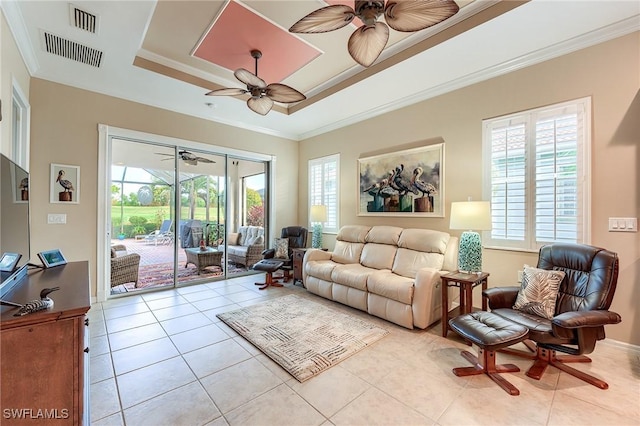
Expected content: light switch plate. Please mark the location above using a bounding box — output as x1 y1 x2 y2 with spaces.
608 217 637 232
48 213 67 224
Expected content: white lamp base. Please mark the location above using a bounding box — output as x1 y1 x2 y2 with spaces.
458 231 482 273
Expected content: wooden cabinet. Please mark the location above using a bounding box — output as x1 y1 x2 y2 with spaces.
1 262 91 425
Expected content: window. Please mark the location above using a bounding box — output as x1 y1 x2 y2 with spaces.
308 154 339 233
482 98 591 251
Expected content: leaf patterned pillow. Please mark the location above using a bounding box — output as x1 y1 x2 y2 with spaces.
274 238 289 259
513 265 565 319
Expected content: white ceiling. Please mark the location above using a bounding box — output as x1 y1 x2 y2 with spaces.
3 1 639 141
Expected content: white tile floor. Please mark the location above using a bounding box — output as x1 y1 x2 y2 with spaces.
89 275 640 426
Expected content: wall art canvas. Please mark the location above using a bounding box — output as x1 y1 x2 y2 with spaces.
50 163 80 204
358 143 444 217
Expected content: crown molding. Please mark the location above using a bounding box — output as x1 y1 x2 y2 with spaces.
1 1 39 75
298 16 640 140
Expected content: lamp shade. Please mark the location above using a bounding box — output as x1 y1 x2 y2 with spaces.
310 205 327 223
450 201 491 231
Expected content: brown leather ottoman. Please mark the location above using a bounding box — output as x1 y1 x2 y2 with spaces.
449 311 529 395
252 259 285 290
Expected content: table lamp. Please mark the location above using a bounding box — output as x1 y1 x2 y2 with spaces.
449 200 491 273
310 205 327 249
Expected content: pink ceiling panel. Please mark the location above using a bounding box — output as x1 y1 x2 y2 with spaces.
194 1 321 84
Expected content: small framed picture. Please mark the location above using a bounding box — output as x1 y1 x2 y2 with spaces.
37 249 68 268
50 164 80 204
0 252 22 273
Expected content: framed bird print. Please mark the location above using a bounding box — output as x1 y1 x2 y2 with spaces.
358 143 444 217
50 163 80 204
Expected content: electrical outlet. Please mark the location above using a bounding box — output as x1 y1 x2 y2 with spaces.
517 270 523 283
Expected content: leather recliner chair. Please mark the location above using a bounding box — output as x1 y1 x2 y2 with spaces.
262 226 308 279
483 242 621 389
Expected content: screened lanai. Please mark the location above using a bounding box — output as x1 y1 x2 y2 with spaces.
108 138 267 295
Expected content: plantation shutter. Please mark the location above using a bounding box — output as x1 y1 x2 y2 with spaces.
483 98 590 251
308 154 339 233
487 118 527 248
534 103 584 244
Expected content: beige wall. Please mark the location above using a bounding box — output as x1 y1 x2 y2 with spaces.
299 32 640 346
28 78 299 299
3 9 637 345
0 12 30 160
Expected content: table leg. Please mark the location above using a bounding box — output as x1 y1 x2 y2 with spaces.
482 278 488 311
464 282 473 314
442 280 449 337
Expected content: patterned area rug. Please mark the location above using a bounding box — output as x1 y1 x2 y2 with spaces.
217 295 389 382
136 261 248 287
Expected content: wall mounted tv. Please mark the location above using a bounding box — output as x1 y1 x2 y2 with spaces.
0 153 30 297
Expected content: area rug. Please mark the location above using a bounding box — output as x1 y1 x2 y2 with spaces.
217 294 389 382
136 261 248 289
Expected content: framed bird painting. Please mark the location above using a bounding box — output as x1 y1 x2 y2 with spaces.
358 143 444 217
50 163 80 204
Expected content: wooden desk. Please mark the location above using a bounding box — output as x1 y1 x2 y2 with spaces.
441 271 489 337
1 261 91 425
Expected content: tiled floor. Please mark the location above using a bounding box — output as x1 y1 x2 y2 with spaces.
89 275 640 426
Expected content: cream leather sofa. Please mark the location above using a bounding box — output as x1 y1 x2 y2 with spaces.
302 225 458 329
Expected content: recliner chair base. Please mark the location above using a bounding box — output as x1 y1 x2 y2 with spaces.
501 344 607 389
454 348 522 395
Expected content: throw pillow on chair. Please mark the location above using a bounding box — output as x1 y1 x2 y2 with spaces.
513 265 565 319
275 238 289 259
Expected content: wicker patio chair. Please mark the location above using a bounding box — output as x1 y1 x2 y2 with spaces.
110 244 141 288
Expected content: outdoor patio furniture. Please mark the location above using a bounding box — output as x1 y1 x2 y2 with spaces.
144 219 173 245
111 244 141 288
184 247 223 274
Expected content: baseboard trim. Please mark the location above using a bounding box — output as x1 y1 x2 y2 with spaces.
602 338 640 353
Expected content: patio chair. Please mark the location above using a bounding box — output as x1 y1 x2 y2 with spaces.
110 244 140 288
144 219 173 245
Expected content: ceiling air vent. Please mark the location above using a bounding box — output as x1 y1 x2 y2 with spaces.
69 4 98 34
43 32 103 68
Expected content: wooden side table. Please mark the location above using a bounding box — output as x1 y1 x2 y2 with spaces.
292 248 309 286
441 271 490 337
292 248 327 286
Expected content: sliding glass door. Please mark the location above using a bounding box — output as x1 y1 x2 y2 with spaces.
108 139 270 296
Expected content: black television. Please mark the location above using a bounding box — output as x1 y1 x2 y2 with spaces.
0 153 30 297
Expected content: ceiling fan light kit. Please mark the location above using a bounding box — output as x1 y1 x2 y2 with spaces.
205 49 306 115
289 0 460 67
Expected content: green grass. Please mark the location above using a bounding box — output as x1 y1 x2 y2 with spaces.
111 205 225 226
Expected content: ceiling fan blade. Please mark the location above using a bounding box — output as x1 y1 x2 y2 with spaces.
289 5 356 33
265 84 306 103
247 96 274 115
235 68 266 89
205 87 247 96
195 157 215 164
348 22 389 67
384 0 459 32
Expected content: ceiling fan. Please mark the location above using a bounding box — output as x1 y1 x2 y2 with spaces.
289 0 460 67
205 50 306 115
156 150 216 166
